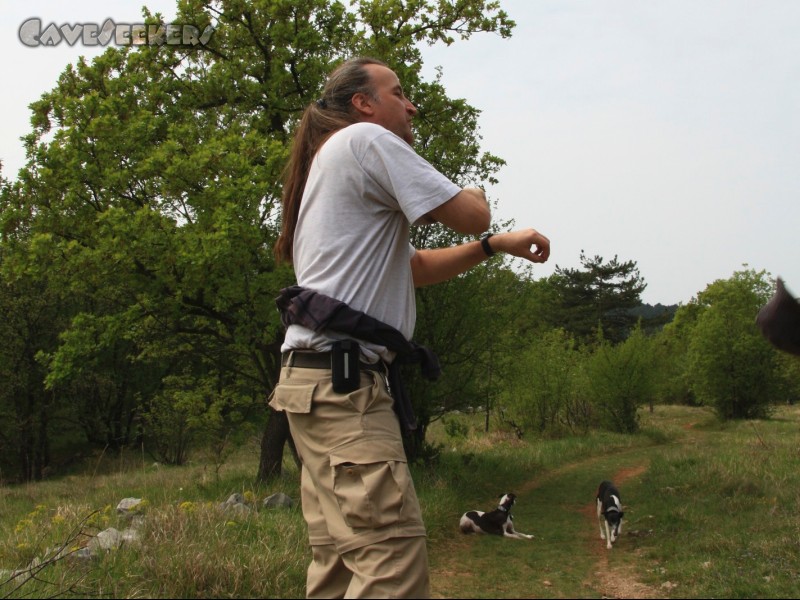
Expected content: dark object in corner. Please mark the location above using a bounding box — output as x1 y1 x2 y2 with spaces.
756 277 800 356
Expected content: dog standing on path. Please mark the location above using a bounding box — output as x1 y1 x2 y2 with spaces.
459 493 534 539
596 481 624 549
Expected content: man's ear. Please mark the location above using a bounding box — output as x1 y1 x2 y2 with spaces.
351 92 375 117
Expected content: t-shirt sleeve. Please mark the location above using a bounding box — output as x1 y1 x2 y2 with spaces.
359 131 462 226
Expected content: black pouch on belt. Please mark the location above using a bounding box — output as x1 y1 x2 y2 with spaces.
331 340 361 393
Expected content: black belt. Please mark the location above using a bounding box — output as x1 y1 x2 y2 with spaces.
281 351 383 372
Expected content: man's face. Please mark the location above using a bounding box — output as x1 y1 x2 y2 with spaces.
360 64 417 144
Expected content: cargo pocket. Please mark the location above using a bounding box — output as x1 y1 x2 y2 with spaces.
268 382 317 414
329 437 408 530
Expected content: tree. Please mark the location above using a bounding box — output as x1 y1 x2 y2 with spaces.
775 352 800 405
686 269 778 420
580 323 656 433
551 251 647 344
1 0 516 478
0 267 59 481
10 21 296 474
653 300 705 406
0 175 87 481
499 328 582 436
403 258 526 457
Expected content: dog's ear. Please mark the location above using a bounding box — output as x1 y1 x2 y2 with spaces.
619 511 625 519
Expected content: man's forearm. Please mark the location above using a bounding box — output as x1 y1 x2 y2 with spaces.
410 229 551 288
411 241 488 287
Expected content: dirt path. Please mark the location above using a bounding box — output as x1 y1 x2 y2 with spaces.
430 450 660 598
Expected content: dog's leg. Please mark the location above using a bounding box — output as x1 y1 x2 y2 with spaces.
503 530 534 540
610 495 622 543
604 521 612 550
504 521 534 540
597 499 605 539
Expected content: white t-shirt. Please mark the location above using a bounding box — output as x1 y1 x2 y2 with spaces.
281 122 461 361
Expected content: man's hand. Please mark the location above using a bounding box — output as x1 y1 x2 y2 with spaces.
489 229 551 264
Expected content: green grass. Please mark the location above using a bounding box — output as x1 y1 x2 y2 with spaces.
2 405 800 598
0 437 308 598
427 406 800 598
627 407 800 598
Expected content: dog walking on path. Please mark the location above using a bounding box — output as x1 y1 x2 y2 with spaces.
596 481 624 550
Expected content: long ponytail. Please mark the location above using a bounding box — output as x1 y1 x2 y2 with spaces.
274 57 386 264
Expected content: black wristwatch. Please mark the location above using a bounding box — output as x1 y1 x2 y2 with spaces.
480 233 495 257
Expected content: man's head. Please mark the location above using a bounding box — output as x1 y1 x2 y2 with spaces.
320 58 417 144
351 63 417 144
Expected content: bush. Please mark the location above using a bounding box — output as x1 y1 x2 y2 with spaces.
442 416 469 440
500 329 583 435
581 324 655 433
687 270 777 420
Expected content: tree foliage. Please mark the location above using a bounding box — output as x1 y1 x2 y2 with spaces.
580 324 655 433
0 263 64 481
686 269 778 420
11 1 789 480
500 328 583 436
550 251 647 344
0 0 516 480
403 258 528 456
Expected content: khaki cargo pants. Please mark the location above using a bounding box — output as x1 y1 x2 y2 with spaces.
269 359 430 599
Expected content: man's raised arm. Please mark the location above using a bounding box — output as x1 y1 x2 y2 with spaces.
411 229 551 287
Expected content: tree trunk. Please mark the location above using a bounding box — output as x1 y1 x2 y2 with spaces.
256 407 292 482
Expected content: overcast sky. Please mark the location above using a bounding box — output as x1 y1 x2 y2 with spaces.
2 1 799 305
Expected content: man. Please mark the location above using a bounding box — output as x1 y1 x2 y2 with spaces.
271 57 550 598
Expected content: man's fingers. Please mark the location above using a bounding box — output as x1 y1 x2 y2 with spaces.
517 244 548 263
527 232 550 262
495 229 550 263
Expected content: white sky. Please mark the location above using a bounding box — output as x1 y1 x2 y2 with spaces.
2 1 799 305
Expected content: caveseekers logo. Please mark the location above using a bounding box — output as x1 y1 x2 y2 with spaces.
19 18 215 47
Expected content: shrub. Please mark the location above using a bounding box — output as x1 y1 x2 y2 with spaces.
687 270 777 420
500 329 582 435
581 324 655 433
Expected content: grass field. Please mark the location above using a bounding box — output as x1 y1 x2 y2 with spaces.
2 404 799 598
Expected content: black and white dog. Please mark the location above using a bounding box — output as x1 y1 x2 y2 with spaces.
459 493 534 540
596 480 624 549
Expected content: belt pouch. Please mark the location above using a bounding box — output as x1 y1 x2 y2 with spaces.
331 340 360 393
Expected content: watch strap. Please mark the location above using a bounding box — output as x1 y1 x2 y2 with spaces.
480 234 495 257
